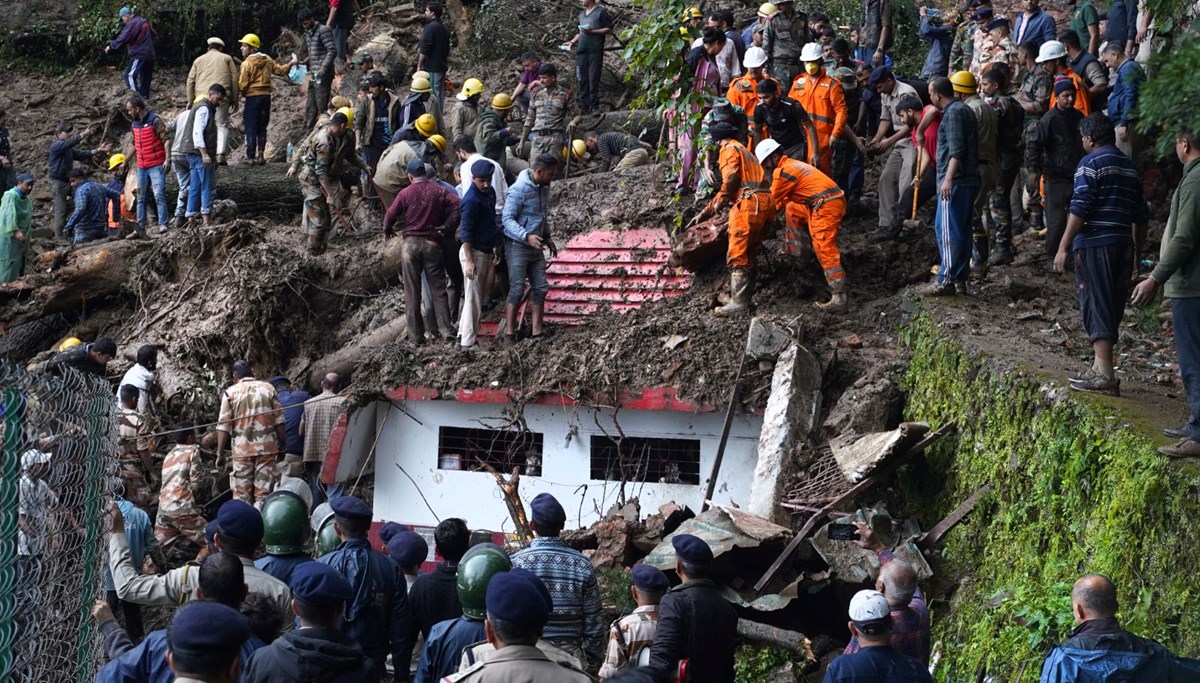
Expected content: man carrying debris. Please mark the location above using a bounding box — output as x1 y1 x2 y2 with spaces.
116 383 157 511
300 8 338 130
155 421 208 550
217 360 286 508
598 564 667 680
319 496 411 683
693 122 775 316
757 137 848 312
182 84 229 226
106 7 156 98
584 131 650 172
511 493 603 668
648 534 737 683
449 78 485 141
457 159 501 351
294 109 367 255
187 37 240 165
239 34 299 166
1053 114 1147 397
385 158 461 344
501 155 560 341
48 123 108 238
824 590 933 682
302 372 346 503
0 171 33 283
520 64 572 163
64 168 122 244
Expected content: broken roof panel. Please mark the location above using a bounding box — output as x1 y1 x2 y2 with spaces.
643 506 792 569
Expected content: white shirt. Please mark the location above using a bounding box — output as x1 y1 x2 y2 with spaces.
117 363 155 414
192 104 211 149
691 37 741 89
457 153 508 213
19 474 58 556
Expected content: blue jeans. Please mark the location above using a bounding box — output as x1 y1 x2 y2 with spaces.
172 157 190 218
136 164 168 227
430 71 446 111
505 238 549 305
933 183 978 285
186 153 215 217
1173 297 1200 441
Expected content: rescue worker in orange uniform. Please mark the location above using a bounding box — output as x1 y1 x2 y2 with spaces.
727 46 778 124
693 121 776 315
757 137 848 312
787 42 848 174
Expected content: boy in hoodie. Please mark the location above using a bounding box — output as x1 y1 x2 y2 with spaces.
242 562 371 682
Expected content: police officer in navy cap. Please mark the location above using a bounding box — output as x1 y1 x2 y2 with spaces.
598 564 669 678
166 600 252 683
242 561 372 682
510 493 603 668
318 495 409 683
648 534 738 683
386 529 428 591
444 569 592 682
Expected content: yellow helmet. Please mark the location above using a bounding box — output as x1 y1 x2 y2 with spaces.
410 76 432 94
412 70 431 81
571 139 587 160
490 93 515 111
758 2 779 17
330 95 352 109
680 26 690 39
427 134 447 154
415 113 438 137
683 7 703 20
239 33 261 49
460 77 484 97
950 70 978 93
335 106 355 126
108 153 126 170
59 337 82 352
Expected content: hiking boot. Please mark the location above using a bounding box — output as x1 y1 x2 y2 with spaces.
870 225 900 242
714 269 752 315
914 281 956 297
1157 438 1200 459
1068 369 1120 397
814 291 849 313
954 282 969 295
988 244 1015 266
1163 425 1190 439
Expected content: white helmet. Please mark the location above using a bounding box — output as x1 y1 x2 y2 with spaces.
743 46 768 69
799 42 823 63
755 138 781 164
1035 40 1067 63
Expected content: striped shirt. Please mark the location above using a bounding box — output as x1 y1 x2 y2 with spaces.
510 537 604 665
844 549 930 663
598 605 659 679
1069 145 1148 251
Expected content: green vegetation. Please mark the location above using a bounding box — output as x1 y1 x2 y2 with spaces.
733 644 797 682
1136 39 1200 157
899 314 1200 679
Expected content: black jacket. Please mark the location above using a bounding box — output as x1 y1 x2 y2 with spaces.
396 563 462 680
242 626 372 683
419 18 450 72
1027 107 1084 181
648 579 737 683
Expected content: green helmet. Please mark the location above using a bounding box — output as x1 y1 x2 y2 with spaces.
316 514 342 556
262 490 310 554
457 545 512 619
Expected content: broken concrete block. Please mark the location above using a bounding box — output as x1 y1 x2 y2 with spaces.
748 343 822 522
829 422 930 483
561 527 599 551
591 518 636 569
746 317 793 361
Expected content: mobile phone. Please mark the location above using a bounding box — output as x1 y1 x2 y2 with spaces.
827 523 859 541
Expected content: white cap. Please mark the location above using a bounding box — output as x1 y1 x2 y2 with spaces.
1036 40 1067 63
456 92 469 101
743 46 768 69
849 589 891 622
799 42 823 63
207 37 225 47
754 138 781 164
21 449 51 470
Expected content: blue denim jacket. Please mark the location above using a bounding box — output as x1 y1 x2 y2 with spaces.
502 169 549 242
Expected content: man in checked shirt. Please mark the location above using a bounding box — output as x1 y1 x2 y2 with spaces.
843 520 931 663
598 564 667 680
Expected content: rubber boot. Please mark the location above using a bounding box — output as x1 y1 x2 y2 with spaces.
988 241 1015 266
815 282 849 313
714 269 751 315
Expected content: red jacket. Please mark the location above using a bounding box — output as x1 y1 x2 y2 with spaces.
131 112 167 169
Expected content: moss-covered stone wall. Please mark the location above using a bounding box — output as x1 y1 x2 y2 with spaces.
899 314 1200 679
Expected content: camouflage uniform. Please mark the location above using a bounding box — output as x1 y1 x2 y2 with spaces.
1017 64 1052 231
763 11 810 89
969 31 997 78
217 377 284 507
155 443 207 547
116 408 155 510
987 92 1025 252
597 606 659 679
522 84 571 162
297 122 366 254
949 24 975 74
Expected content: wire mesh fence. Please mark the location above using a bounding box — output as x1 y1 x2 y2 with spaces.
2 359 117 682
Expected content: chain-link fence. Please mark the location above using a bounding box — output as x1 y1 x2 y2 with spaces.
1 359 117 682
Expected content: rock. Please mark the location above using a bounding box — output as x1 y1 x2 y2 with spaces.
823 375 903 438
591 518 636 569
561 526 599 551
210 199 239 225
841 334 863 349
746 317 793 360
669 217 727 271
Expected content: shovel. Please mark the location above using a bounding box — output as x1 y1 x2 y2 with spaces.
901 148 925 232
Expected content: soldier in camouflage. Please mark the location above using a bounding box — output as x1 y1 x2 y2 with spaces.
116 383 156 512
948 13 975 74
1015 40 1051 232
293 110 367 255
155 420 208 550
216 359 285 509
762 0 811 90
520 64 572 164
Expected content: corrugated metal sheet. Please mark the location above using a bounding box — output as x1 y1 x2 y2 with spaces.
544 228 692 324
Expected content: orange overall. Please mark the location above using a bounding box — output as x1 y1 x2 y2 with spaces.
716 139 776 270
726 73 779 120
1048 67 1092 116
770 156 846 289
787 68 848 174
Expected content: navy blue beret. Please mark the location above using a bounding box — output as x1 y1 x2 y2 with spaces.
471 159 494 179
486 570 550 626
405 158 427 176
268 375 289 387
632 564 669 592
169 601 249 654
330 496 373 521
379 521 404 544
672 534 713 565
216 500 264 542
507 567 552 610
204 520 219 546
387 531 429 567
530 493 566 528
290 561 354 607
